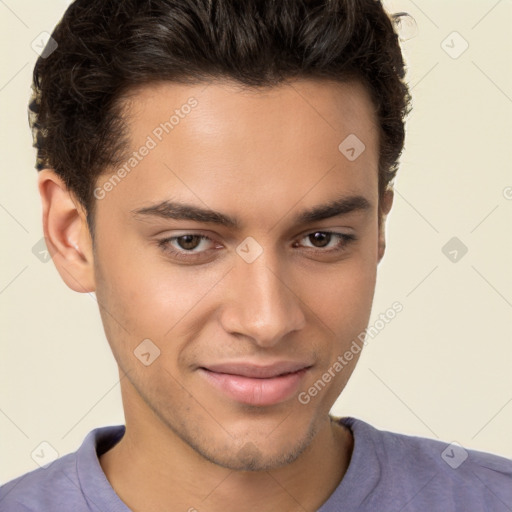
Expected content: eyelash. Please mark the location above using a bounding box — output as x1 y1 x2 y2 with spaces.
157 231 357 262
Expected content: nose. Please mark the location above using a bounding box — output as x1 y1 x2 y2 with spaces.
219 251 306 348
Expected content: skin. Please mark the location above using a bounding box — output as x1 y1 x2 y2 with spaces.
38 78 393 512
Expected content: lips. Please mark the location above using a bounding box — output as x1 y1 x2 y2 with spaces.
203 361 311 379
198 361 312 406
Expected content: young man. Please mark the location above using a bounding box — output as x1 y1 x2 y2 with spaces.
1 0 511 510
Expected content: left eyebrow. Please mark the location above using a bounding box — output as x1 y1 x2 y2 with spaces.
130 194 372 229
291 195 372 225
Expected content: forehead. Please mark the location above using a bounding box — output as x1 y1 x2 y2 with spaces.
97 78 380 225
122 77 378 150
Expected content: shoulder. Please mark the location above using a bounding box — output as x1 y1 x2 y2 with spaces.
0 452 80 511
340 417 512 510
0 426 126 512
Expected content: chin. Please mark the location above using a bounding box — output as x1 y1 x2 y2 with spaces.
204 437 313 472
183 418 320 472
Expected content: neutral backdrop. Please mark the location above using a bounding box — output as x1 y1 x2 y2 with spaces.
1 0 511 484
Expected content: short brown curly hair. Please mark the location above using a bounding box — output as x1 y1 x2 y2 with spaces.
29 0 412 237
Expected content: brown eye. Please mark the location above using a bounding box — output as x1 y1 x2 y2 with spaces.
175 235 202 251
297 231 356 254
308 232 332 248
157 234 216 261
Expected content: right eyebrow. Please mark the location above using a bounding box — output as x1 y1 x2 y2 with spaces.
130 201 240 229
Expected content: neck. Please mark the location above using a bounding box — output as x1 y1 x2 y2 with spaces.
100 397 353 512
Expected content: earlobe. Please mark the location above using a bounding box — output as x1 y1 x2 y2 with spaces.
37 169 96 293
377 188 394 264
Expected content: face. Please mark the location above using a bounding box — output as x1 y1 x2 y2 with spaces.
56 78 391 471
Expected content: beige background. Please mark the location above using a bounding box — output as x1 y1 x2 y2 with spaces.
1 0 511 484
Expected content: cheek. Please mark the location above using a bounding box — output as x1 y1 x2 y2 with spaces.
95 225 227 339
297 240 378 375
295 257 376 408
299 248 377 328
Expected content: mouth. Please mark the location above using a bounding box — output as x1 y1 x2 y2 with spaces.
197 361 312 406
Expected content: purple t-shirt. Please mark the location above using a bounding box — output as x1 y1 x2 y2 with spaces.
1 417 511 511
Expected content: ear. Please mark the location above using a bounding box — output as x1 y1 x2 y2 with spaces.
377 188 394 264
37 169 96 293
